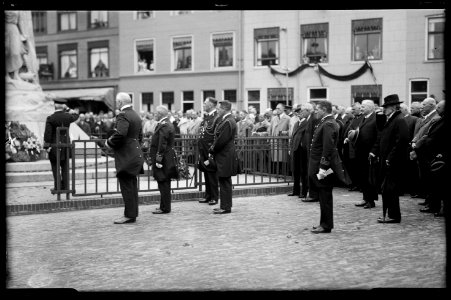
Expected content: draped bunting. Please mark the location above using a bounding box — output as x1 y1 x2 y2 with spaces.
268 60 375 82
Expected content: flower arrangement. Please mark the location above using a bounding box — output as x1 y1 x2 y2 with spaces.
5 121 43 162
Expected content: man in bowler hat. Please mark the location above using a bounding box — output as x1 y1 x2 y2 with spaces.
105 92 144 224
370 94 409 223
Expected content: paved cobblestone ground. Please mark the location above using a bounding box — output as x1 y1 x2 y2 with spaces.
6 188 446 291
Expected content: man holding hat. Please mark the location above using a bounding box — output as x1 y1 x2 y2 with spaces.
369 94 409 224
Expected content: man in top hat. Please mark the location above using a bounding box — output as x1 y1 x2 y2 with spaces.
43 99 79 195
370 94 409 224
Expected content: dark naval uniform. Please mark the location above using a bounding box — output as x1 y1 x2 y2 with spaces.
198 110 220 204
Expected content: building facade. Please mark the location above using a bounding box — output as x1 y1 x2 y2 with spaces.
33 11 120 113
32 10 445 114
242 9 445 110
117 10 242 113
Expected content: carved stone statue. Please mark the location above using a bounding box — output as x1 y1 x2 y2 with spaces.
5 10 39 88
5 10 54 146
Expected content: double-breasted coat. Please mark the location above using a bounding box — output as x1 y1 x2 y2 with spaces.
209 113 237 178
308 115 350 188
107 107 144 177
149 118 179 181
371 110 409 193
198 110 219 173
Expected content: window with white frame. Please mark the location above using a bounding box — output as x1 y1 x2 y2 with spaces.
268 88 293 109
182 91 194 112
410 80 429 103
254 27 279 66
247 90 261 113
88 41 109 78
162 92 174 111
173 36 192 71
351 84 382 105
58 11 77 31
352 18 382 61
308 88 328 103
203 90 215 100
89 11 108 28
32 11 47 35
136 11 154 19
212 32 234 68
135 39 154 73
141 92 153 112
427 17 444 60
301 23 328 64
58 44 77 79
223 90 237 102
36 46 48 65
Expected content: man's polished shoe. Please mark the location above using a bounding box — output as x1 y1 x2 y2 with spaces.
363 202 375 209
355 201 367 207
208 200 218 205
311 226 331 233
299 194 307 199
198 199 210 203
420 207 434 213
287 192 300 196
302 197 319 202
114 217 136 224
377 217 400 223
213 209 231 214
152 208 170 214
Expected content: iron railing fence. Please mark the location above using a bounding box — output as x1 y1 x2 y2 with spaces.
51 130 293 198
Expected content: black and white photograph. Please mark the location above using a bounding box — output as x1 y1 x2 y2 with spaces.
3 3 449 293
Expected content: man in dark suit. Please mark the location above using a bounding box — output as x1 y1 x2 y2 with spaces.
400 103 420 197
198 97 220 205
296 103 318 201
353 100 379 209
342 102 364 192
43 99 79 194
309 101 350 234
149 105 179 214
370 94 409 224
209 100 238 214
412 100 446 215
105 93 144 224
288 104 306 197
410 97 441 204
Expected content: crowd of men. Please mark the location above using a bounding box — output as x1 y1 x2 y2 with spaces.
65 93 446 227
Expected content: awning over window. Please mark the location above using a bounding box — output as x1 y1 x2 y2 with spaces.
45 87 115 110
173 37 192 49
213 33 233 46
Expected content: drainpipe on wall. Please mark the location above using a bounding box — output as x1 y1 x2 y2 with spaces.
238 10 244 111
